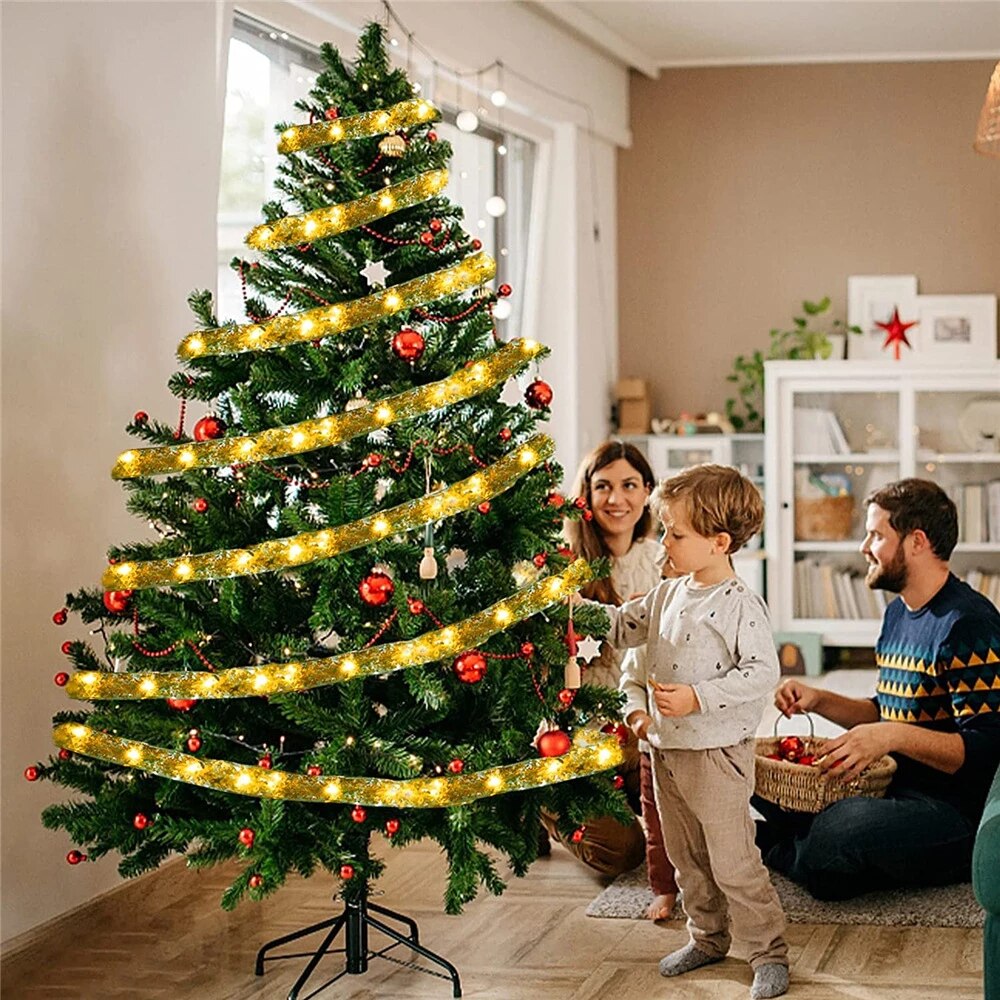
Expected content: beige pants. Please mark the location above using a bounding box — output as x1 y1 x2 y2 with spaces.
651 740 788 968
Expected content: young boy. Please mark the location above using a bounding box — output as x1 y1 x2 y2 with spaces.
595 464 789 999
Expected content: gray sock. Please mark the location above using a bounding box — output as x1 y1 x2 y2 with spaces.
658 943 724 977
750 962 789 999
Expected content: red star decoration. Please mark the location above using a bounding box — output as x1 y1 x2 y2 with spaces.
875 307 919 361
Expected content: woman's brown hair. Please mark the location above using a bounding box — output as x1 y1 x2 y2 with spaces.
564 441 656 605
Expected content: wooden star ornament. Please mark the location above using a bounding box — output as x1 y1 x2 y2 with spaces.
875 307 919 361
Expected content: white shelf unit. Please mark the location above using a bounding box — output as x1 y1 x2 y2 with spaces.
619 433 766 594
764 360 1000 647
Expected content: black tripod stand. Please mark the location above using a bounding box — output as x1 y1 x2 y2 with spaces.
255 887 462 999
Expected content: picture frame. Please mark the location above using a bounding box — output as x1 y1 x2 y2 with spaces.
846 275 919 361
914 294 998 364
772 631 823 678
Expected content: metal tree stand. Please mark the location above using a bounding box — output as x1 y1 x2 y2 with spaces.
255 887 462 999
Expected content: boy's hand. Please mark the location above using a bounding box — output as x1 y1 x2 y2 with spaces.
626 710 653 741
652 682 698 718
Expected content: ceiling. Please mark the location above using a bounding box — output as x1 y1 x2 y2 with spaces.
529 1 1000 76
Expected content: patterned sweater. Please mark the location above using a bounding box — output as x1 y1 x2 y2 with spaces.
874 573 1000 818
607 574 780 750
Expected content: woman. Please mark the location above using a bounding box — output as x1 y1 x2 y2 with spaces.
546 440 678 920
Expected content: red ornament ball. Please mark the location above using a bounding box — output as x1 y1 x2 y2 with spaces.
248 873 264 889
193 416 226 441
537 729 572 758
573 496 587 510
306 764 322 777
364 452 383 469
778 736 805 762
133 411 149 424
52 609 68 626
66 850 87 865
570 827 586 845
525 380 553 409
54 672 70 687
359 571 395 607
385 818 401 836
186 735 202 753
612 774 625 790
61 641 73 656
258 754 272 770
427 130 437 142
419 231 434 246
601 722 630 746
407 597 425 615
797 754 816 767
324 107 340 120
102 590 133 615
532 552 547 568
238 827 256 847
391 328 425 362
166 698 197 711
133 813 151 830
192 497 209 513
557 688 575 706
24 765 40 782
447 758 464 774
498 283 512 298
340 864 355 880
477 501 491 515
582 510 594 522
429 218 443 233
499 427 512 442
471 238 482 250
520 642 535 658
351 804 367 823
58 749 72 761
453 651 487 684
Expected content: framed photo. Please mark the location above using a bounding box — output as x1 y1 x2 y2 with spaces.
914 295 998 364
773 631 823 678
846 275 919 361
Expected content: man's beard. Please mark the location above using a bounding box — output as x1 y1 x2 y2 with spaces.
866 547 908 592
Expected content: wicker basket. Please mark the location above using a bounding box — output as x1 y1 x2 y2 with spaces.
794 495 854 541
754 714 896 814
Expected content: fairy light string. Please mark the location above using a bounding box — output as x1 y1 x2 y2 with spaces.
113 339 541 479
71 560 592 701
51 723 622 807
178 251 496 359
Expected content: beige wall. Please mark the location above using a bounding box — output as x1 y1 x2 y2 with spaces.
618 59 1000 423
1 0 226 943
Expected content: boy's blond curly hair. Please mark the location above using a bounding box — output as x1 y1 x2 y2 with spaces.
650 463 763 554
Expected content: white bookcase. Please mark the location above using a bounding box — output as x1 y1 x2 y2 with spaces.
619 433 766 594
764 360 1000 647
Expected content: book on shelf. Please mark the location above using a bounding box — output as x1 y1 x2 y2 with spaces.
792 407 850 455
793 559 882 620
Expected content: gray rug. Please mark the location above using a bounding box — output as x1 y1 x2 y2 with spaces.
585 864 984 928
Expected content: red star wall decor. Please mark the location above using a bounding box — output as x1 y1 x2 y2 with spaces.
876 306 919 360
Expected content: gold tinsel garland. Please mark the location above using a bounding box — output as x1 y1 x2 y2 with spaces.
277 99 438 155
71 560 592 701
51 723 622 806
246 169 448 251
113 339 541 479
178 252 495 359
104 435 552 590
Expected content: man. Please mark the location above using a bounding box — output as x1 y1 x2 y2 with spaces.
753 479 1000 900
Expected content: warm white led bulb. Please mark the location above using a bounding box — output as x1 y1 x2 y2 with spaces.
485 196 507 218
456 110 479 132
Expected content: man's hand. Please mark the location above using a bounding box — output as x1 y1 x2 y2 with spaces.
774 678 822 718
652 682 698 718
626 710 653 741
817 723 896 783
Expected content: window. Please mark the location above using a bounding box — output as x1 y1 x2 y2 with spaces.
217 13 534 333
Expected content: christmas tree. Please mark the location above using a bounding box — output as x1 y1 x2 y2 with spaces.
31 24 628 917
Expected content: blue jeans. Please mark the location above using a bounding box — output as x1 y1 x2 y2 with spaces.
751 788 977 900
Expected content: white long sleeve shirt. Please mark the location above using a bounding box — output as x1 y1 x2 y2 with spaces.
605 574 780 750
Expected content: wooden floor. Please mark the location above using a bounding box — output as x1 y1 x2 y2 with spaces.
1 837 984 999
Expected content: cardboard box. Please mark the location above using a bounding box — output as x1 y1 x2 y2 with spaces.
615 378 650 434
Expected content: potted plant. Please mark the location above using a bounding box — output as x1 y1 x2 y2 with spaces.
725 297 861 432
